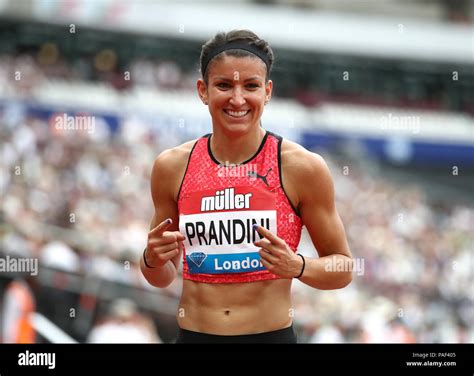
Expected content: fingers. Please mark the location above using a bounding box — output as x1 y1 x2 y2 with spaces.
152 247 180 266
253 229 294 277
254 238 278 254
259 255 273 271
255 237 278 268
259 248 278 264
173 231 186 242
149 231 186 246
147 238 184 267
254 231 281 265
150 232 185 251
149 218 173 236
253 224 283 245
148 241 179 254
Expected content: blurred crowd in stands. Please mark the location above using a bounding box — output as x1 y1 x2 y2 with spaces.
2 51 473 116
1 95 472 343
295 159 472 343
0 52 197 97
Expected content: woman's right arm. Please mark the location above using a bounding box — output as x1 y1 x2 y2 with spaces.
140 149 186 288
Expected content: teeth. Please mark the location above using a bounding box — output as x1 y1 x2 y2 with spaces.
226 110 249 117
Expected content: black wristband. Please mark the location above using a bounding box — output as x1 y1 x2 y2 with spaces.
143 248 156 269
295 254 305 278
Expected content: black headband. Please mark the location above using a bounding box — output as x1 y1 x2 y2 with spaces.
201 41 270 76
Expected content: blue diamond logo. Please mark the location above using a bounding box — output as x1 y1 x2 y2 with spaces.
189 252 207 267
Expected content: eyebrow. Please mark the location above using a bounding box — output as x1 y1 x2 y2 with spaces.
213 76 262 82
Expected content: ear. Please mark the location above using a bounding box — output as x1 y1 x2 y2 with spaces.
197 79 208 105
265 80 273 103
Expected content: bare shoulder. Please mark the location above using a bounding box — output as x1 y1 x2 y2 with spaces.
280 139 334 207
280 138 329 176
151 139 198 199
153 139 197 174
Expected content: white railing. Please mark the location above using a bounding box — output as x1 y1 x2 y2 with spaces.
28 312 78 344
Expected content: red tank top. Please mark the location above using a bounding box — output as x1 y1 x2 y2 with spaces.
178 131 302 283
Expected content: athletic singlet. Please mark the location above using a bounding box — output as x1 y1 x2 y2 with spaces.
178 130 303 283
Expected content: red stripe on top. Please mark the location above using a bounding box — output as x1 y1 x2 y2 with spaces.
180 186 276 215
178 131 303 283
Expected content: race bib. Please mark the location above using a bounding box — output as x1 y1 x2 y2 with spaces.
179 186 277 274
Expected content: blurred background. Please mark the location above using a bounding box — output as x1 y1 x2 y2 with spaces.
0 0 473 344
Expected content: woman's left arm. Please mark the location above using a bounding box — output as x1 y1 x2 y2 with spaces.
296 151 353 289
255 149 353 290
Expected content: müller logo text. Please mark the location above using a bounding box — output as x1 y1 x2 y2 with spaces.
0 255 38 276
201 188 252 212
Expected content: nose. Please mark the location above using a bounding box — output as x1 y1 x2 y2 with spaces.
229 87 246 107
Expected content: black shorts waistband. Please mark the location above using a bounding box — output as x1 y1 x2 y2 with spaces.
176 324 297 344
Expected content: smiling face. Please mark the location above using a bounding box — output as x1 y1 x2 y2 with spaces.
197 54 272 136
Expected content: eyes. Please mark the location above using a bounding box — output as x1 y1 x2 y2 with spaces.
215 82 261 90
